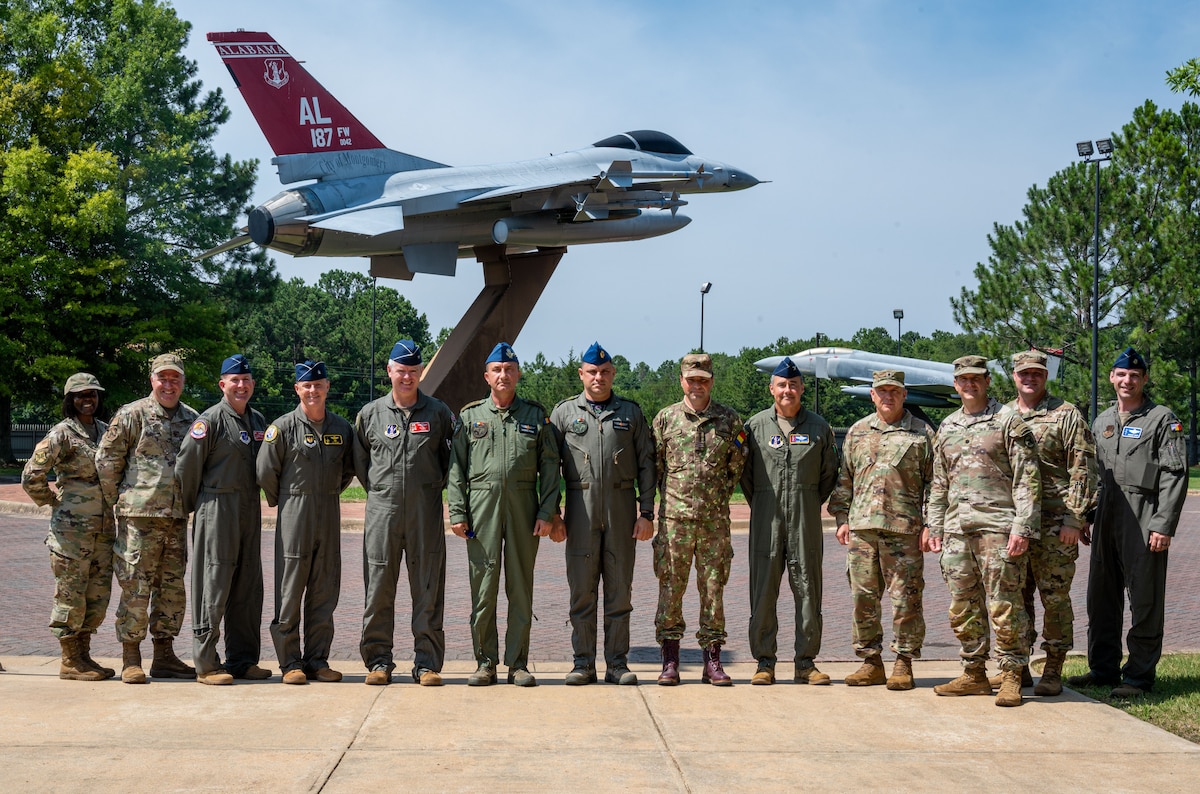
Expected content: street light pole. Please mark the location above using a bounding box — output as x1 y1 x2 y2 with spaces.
893 309 904 357
699 282 712 352
370 276 377 402
1077 139 1113 422
814 331 824 414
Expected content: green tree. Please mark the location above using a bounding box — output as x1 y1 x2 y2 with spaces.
0 0 265 459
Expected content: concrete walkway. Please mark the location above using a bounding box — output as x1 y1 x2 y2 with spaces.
3 657 1199 792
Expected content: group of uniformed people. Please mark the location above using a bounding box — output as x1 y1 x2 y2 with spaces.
19 340 1186 703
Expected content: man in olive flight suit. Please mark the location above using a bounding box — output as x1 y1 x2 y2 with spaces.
742 356 840 686
448 342 560 688
1067 347 1187 698
258 360 359 685
177 354 270 685
550 342 656 686
354 340 455 687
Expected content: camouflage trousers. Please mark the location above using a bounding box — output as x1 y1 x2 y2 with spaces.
653 518 732 647
47 514 115 638
845 529 925 659
1020 529 1079 654
113 516 188 643
938 532 1030 671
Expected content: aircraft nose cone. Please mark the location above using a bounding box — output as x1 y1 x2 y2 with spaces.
727 169 761 190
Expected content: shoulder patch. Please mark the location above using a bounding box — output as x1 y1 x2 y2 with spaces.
189 419 208 440
264 425 279 443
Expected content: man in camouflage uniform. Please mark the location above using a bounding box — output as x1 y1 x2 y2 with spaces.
448 343 560 687
927 355 1040 707
1004 349 1096 696
22 373 116 680
1066 348 1187 697
259 360 359 685
354 341 454 687
652 353 746 686
549 341 656 686
177 354 270 685
743 357 839 686
96 353 199 684
828 369 934 690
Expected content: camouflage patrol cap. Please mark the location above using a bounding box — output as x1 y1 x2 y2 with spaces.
680 353 713 379
150 353 185 376
63 372 104 395
952 355 988 376
872 369 905 388
1011 350 1048 373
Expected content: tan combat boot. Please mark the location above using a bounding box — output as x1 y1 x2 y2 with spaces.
121 641 147 684
1034 651 1066 696
989 665 1032 689
59 636 104 681
149 637 196 679
887 655 915 691
995 667 1024 707
78 633 116 679
934 663 990 696
844 656 886 686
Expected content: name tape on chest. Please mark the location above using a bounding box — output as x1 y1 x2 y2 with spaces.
253 430 265 442
518 422 538 436
323 434 343 445
790 433 810 445
612 418 631 431
410 421 430 434
1122 426 1143 439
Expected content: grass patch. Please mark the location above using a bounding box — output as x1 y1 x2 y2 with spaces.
1189 466 1200 492
1057 654 1200 744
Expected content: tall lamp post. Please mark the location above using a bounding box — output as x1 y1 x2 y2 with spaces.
1077 138 1113 422
893 309 904 357
699 282 712 352
814 331 824 414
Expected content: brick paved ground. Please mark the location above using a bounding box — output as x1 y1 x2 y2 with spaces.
3 495 1199 668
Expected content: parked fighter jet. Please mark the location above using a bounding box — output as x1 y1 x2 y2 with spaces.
753 347 1060 409
200 31 761 276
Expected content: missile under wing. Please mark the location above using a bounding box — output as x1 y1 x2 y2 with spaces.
201 31 761 279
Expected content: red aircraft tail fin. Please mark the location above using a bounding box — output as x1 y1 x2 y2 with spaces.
208 31 386 156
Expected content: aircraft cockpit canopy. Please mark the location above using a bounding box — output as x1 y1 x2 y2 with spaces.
591 130 693 156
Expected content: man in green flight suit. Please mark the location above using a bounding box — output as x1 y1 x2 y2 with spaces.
177 354 271 685
549 341 657 686
448 342 560 687
258 360 359 685
742 356 840 686
1067 347 1187 698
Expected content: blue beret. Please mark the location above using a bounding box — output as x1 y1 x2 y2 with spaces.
295 360 328 382
485 342 518 366
389 339 422 365
772 356 803 379
1113 347 1147 371
581 341 611 365
220 354 251 375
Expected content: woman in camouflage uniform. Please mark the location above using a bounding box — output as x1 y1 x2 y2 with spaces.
21 373 116 681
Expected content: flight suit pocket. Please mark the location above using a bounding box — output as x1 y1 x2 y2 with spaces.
1125 457 1159 492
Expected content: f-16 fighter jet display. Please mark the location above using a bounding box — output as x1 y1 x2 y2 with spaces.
203 30 761 411
201 30 761 277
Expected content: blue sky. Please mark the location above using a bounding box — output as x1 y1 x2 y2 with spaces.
179 1 1199 365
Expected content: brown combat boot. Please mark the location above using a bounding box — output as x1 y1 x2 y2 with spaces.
1034 651 1066 696
78 633 115 679
989 665 1033 689
887 655 915 691
59 636 104 681
149 637 196 679
845 656 887 686
934 664 990 696
121 641 147 684
701 644 732 686
995 668 1024 707
657 639 680 686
